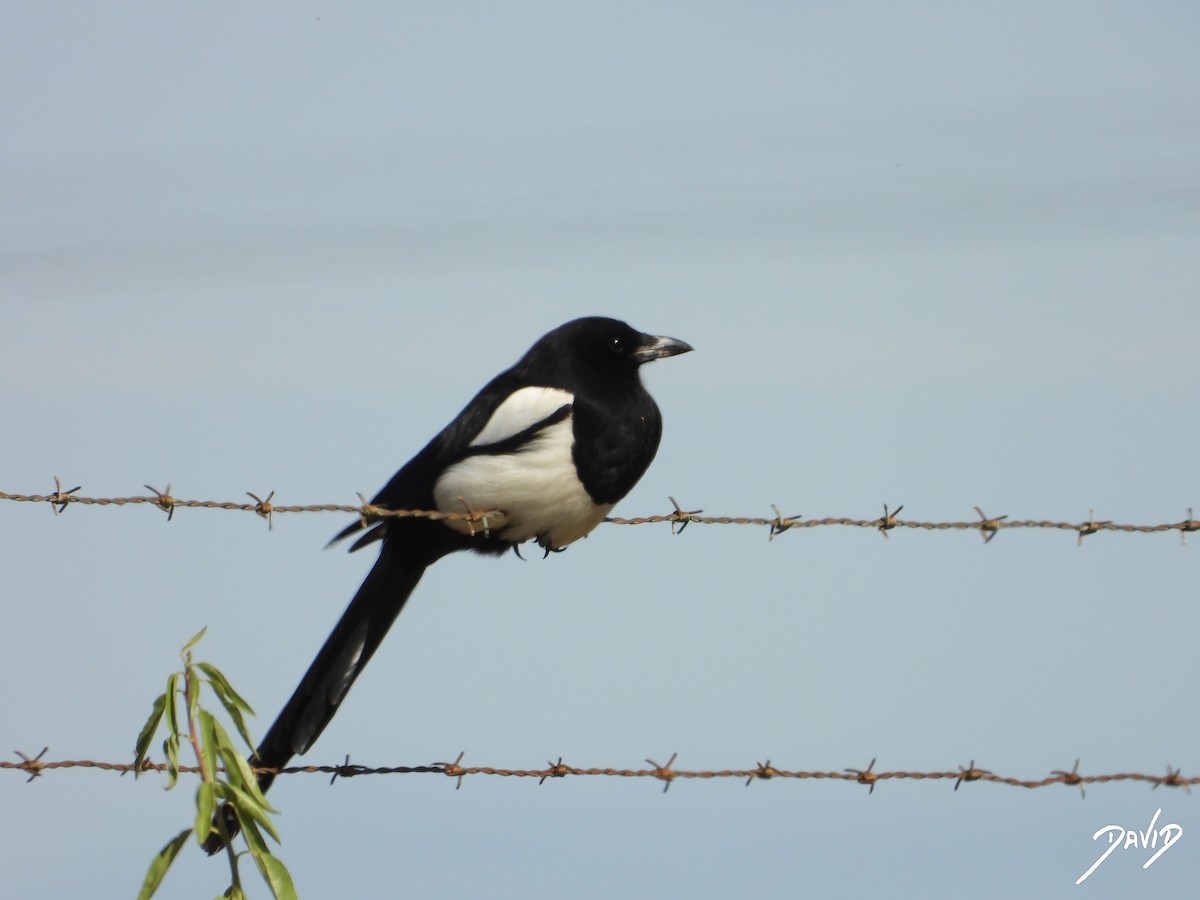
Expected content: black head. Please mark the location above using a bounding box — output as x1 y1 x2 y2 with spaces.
532 317 693 377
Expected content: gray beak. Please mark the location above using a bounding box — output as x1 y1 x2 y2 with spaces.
634 333 694 363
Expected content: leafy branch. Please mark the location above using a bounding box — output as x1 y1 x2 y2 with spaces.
134 628 297 900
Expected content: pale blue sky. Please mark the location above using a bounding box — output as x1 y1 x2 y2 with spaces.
4 3 1199 897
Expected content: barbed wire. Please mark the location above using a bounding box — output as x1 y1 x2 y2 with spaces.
3 481 1199 544
6 488 1196 811
3 750 1194 795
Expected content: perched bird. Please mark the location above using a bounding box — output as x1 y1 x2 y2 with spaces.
204 316 691 852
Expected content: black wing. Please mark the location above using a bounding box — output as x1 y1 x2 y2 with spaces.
329 367 527 551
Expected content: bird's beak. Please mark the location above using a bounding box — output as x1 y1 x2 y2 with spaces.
634 334 694 363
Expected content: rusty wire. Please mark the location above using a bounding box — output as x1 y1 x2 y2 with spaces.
3 483 1199 543
5 485 1197 800
2 751 1194 794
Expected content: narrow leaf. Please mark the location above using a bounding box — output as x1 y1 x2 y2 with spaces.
221 699 256 754
239 814 268 856
163 735 180 790
219 745 276 812
194 781 216 845
223 781 282 844
198 663 257 750
133 693 167 777
197 662 256 715
136 828 190 900
197 709 220 783
252 848 299 900
163 672 180 732
185 663 201 729
181 626 208 655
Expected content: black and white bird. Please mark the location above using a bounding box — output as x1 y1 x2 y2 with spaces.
204 316 691 852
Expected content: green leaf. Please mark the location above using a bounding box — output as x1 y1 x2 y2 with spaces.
239 814 268 856
163 734 180 790
163 672 181 740
198 709 220 783
197 662 257 749
216 744 249 794
136 828 190 900
133 693 167 777
194 781 216 845
223 701 256 756
181 625 208 655
197 662 256 716
218 745 277 812
252 848 298 900
185 663 201 729
221 781 282 844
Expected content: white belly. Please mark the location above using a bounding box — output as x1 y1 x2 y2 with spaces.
432 410 612 549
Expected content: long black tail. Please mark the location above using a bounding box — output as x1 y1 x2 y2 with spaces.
203 544 427 854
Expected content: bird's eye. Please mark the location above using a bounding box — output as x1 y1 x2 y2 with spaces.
608 336 625 355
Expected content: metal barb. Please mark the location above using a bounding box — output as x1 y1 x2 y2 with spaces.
747 759 778 786
354 492 378 530
646 752 678 792
1051 758 1086 798
667 498 703 536
14 747 49 783
540 757 569 785
143 484 176 521
955 759 992 791
49 476 81 515
1076 508 1112 545
455 497 491 539
432 751 468 789
769 505 802 542
1155 765 1191 795
973 507 1008 544
1181 508 1198 545
330 754 366 785
247 490 276 530
878 504 903 539
846 757 879 793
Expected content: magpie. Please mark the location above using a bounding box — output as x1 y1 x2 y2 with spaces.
203 316 691 852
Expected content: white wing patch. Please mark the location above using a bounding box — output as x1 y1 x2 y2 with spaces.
469 386 574 448
434 389 613 550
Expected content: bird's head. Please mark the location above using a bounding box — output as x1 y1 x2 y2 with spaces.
543 316 693 376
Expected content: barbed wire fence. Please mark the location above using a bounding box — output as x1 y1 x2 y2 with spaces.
3 480 1197 797
2 751 1196 795
3 480 1199 543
